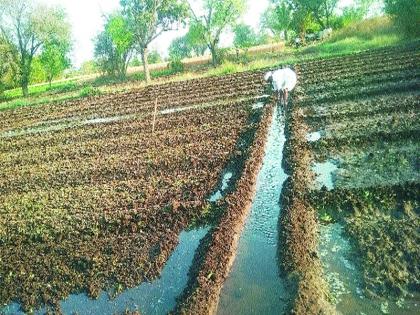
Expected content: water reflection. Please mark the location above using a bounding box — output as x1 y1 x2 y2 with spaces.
217 106 289 315
1 228 209 315
319 223 419 315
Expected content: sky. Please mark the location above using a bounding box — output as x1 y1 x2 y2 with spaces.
41 0 356 68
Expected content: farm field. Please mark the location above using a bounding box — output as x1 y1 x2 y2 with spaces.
282 42 420 314
0 41 419 315
0 70 272 313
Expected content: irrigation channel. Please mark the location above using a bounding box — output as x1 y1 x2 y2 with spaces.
1 103 290 315
217 105 289 314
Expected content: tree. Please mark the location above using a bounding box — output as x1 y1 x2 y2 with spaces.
261 1 293 41
120 0 189 83
0 0 71 96
169 36 193 59
384 0 420 37
289 0 339 29
188 0 246 66
94 13 135 78
40 41 71 87
0 37 18 96
233 24 259 48
148 50 162 64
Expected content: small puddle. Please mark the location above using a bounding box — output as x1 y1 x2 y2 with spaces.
320 223 419 314
83 116 128 125
312 160 339 191
209 172 233 202
0 123 71 138
1 227 209 315
160 105 198 115
217 106 289 314
252 102 265 110
306 130 325 142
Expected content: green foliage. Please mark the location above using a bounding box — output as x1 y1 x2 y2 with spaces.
169 36 193 59
327 16 396 43
384 0 420 37
233 24 260 48
0 37 18 95
30 57 47 84
40 41 71 86
94 13 135 78
261 1 293 40
189 0 247 66
0 0 72 96
148 50 162 64
130 57 142 67
79 85 102 98
302 17 403 56
79 61 98 75
169 58 184 73
207 61 240 76
120 0 189 82
288 0 339 29
332 0 376 28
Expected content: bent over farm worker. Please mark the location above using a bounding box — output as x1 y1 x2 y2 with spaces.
265 67 297 107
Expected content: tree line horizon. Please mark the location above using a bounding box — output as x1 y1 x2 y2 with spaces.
0 0 418 97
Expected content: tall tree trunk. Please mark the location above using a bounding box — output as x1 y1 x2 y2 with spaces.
141 46 151 84
209 44 218 67
20 55 32 97
21 70 29 97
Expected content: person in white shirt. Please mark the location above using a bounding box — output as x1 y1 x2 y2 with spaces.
265 67 297 108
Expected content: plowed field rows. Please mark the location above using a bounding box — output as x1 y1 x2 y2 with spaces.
282 42 420 313
0 71 268 312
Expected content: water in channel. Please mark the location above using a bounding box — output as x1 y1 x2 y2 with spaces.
1 228 209 315
217 105 289 315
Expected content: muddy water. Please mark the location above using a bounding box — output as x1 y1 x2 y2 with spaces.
320 223 419 315
217 106 289 315
1 228 209 315
312 160 339 191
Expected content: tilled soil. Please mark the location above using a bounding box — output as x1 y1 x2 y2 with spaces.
285 41 420 314
0 71 268 313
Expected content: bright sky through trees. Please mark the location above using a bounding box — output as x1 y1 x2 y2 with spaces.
42 0 357 68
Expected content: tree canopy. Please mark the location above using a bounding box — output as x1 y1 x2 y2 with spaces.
120 0 189 83
233 24 261 48
384 0 420 37
188 0 246 66
94 13 135 78
261 1 293 41
0 0 71 96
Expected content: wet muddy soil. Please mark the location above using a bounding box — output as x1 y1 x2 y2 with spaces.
217 107 289 315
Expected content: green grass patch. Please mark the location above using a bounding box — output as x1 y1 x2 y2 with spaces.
3 80 80 100
301 17 405 57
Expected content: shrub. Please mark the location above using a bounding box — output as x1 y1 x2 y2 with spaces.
79 85 101 98
47 81 78 94
384 0 420 37
169 58 184 73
